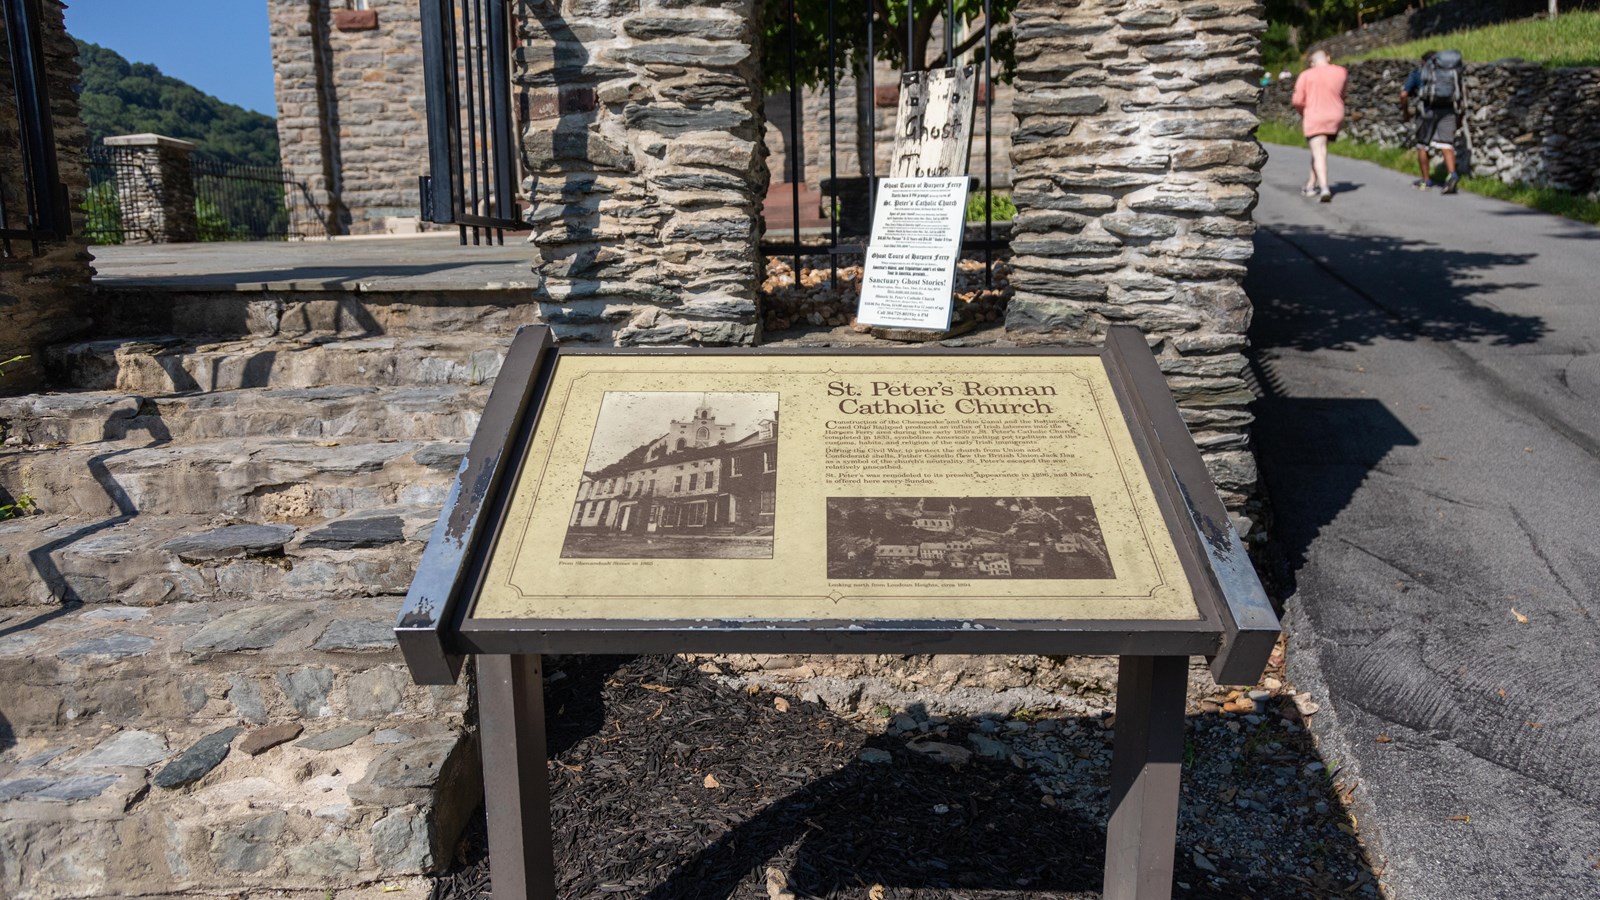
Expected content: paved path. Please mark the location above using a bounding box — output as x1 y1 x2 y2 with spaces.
1247 145 1600 897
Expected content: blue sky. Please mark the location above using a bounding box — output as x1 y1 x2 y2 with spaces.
65 0 277 115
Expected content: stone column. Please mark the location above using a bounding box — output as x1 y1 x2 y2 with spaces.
103 133 200 244
517 0 765 346
0 0 94 395
1004 0 1266 515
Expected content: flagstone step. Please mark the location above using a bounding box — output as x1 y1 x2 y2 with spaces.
0 507 438 608
90 285 538 341
0 434 465 519
0 384 491 448
0 713 477 897
48 333 512 394
0 596 465 735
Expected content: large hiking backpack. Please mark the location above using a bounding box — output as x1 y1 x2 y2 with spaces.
1421 49 1464 107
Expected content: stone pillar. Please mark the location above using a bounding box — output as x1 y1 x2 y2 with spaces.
518 0 766 346
0 0 93 395
103 133 199 244
1004 0 1266 514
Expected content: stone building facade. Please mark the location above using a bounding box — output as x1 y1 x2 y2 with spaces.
267 0 432 235
0 0 94 395
1003 0 1267 510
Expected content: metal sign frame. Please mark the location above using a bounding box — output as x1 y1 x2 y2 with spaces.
395 324 1280 900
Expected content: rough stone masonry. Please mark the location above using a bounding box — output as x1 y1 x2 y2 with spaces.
517 0 768 346
0 0 94 396
1004 0 1267 512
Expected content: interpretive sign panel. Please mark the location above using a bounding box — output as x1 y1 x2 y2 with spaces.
395 326 1280 900
396 325 1277 681
474 354 1195 623
854 177 971 331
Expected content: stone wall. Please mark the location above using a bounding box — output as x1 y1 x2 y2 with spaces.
1004 0 1267 513
518 0 766 346
269 0 431 235
1261 59 1600 196
0 0 94 395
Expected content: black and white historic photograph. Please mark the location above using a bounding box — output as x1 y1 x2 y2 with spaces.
825 496 1115 579
561 392 779 559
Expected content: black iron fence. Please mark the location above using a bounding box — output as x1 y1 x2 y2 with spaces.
418 0 523 246
83 144 327 245
760 0 1014 287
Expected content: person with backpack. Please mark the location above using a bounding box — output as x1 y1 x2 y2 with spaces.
1292 49 1348 202
1401 49 1467 193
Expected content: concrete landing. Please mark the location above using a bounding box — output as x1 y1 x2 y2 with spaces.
88 233 538 293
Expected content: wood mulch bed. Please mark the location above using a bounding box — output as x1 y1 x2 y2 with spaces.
430 655 1373 900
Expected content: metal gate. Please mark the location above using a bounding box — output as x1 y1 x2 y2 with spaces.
763 0 1014 287
1 0 71 257
418 0 525 245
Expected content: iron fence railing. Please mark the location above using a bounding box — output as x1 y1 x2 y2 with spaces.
192 156 327 242
419 0 524 246
83 144 327 245
761 0 1012 288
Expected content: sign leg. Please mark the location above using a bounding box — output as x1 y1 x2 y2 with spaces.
478 654 557 900
1103 655 1188 900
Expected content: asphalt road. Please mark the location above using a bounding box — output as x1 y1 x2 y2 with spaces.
1246 145 1600 898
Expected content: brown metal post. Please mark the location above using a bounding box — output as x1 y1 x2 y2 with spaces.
1103 655 1187 900
478 654 557 900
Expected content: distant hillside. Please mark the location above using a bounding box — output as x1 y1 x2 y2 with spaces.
75 39 280 169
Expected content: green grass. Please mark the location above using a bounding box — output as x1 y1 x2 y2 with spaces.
966 192 1016 223
1257 119 1600 226
1344 11 1600 68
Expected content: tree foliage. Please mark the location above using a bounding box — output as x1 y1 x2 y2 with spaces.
759 0 1017 94
74 39 280 168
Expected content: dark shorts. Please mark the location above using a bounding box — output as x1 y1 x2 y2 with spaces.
1415 107 1457 150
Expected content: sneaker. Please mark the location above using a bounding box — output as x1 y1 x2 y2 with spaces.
1413 179 1438 190
1319 189 1333 203
1300 186 1320 197
1443 173 1460 194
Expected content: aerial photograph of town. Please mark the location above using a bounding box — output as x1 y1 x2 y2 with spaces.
825 496 1115 580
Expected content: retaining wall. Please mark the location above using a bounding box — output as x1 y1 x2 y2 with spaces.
1262 59 1600 196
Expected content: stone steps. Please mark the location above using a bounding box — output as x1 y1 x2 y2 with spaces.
0 595 477 896
1 719 476 898
0 596 462 734
48 333 511 394
0 507 437 607
0 317 501 894
0 384 490 448
0 434 464 519
0 595 475 896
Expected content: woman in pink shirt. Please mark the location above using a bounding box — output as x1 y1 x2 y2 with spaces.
1292 50 1348 202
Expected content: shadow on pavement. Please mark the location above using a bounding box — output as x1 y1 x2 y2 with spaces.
1245 227 1423 592
1248 358 1419 589
1248 225 1547 353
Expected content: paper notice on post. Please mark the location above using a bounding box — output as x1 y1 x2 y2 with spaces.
856 177 970 331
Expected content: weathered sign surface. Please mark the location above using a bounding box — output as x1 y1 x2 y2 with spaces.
471 353 1199 624
890 66 978 179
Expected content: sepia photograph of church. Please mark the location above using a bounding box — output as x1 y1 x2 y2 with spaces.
562 392 779 559
825 496 1115 580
